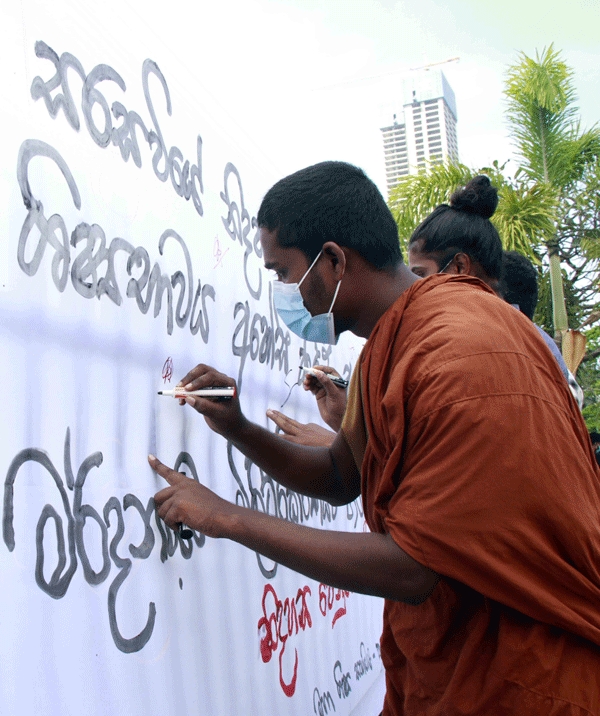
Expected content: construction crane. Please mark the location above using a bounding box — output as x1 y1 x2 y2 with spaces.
314 56 459 92
409 57 460 72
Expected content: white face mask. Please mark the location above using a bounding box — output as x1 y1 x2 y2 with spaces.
271 251 341 345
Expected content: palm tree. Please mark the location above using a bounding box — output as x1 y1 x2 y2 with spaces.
504 44 600 339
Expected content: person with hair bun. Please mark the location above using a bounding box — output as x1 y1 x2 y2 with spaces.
407 175 503 290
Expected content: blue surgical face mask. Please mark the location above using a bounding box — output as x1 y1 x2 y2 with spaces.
272 251 342 345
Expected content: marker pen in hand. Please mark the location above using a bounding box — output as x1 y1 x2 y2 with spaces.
174 468 194 539
299 366 349 389
154 390 221 538
178 524 194 540
158 387 236 398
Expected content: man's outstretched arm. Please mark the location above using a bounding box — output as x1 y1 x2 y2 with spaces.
150 456 439 604
174 363 361 505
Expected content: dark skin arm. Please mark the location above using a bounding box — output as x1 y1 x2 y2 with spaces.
175 363 360 506
150 456 440 604
266 409 336 447
264 366 344 447
155 362 440 603
302 366 348 432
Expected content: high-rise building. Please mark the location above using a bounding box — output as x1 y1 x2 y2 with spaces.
381 69 459 195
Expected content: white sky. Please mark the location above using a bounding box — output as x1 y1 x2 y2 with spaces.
151 0 600 194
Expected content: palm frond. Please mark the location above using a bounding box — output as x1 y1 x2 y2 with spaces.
504 45 600 187
493 183 557 257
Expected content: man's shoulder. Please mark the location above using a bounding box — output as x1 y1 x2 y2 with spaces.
397 277 527 357
376 277 565 407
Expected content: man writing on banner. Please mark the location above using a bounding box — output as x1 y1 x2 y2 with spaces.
149 162 600 715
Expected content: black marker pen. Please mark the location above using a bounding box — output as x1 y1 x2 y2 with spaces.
299 366 349 389
178 524 194 540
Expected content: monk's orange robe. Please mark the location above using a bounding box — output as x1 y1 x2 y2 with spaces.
342 274 600 715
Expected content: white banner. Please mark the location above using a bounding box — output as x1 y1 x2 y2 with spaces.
0 2 384 714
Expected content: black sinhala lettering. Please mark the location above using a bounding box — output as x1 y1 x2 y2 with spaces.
354 642 374 681
269 281 291 374
31 43 205 215
220 162 262 299
30 41 85 131
189 135 204 216
4 445 77 599
69 430 111 586
16 143 209 335
313 688 336 715
123 494 155 559
153 500 179 564
159 229 192 328
232 300 251 390
189 280 215 343
97 236 136 306
333 660 352 699
17 139 81 292
228 441 276 579
111 102 151 168
142 59 171 183
125 246 173 334
138 61 203 213
227 442 341 578
104 497 156 654
81 63 126 148
231 285 291 391
70 222 109 299
3 432 212 653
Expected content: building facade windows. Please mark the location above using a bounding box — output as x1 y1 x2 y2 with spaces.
381 69 458 194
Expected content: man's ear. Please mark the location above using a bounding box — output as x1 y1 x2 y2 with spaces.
321 242 346 279
454 252 472 275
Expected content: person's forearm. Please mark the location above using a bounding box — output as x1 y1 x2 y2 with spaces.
228 417 353 504
220 504 438 602
325 414 343 432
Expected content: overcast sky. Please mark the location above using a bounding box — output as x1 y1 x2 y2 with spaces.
155 0 599 194
21 0 598 196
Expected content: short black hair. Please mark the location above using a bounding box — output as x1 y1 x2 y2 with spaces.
257 161 402 270
499 250 539 320
589 431 600 444
408 175 503 279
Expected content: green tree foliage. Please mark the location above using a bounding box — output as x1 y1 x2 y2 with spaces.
504 44 600 336
535 157 600 334
556 157 600 427
533 268 583 334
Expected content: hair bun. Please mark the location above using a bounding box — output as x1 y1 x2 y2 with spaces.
450 175 498 219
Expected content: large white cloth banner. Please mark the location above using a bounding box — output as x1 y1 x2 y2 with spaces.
0 2 385 714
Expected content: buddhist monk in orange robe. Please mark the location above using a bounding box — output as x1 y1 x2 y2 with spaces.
343 273 600 715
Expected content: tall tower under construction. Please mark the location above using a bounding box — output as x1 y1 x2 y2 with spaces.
381 69 458 196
